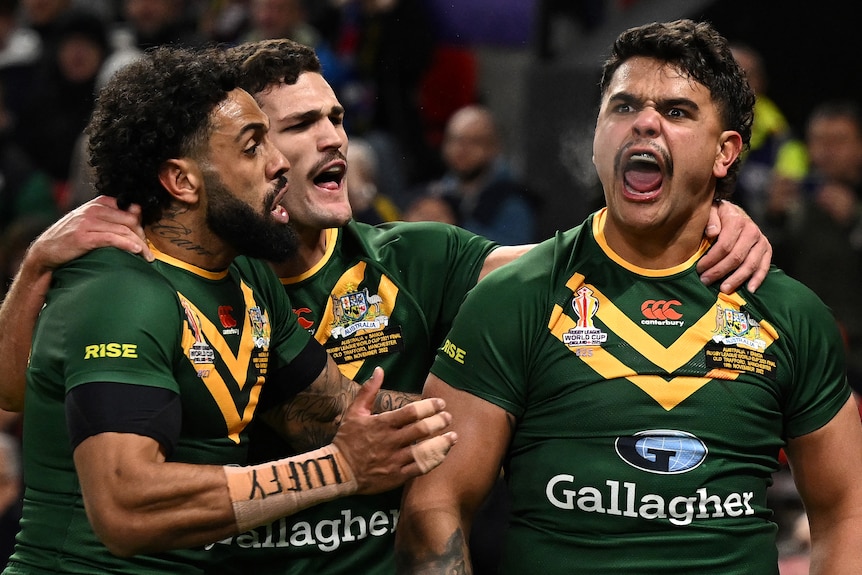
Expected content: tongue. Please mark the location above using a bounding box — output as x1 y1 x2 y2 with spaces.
316 179 339 191
624 165 662 192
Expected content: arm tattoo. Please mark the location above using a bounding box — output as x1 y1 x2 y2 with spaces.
374 389 421 413
262 360 355 451
395 529 471 575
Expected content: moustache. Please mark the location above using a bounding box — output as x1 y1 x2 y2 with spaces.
309 150 347 177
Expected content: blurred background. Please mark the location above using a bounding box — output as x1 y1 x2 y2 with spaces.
2 0 857 242
0 1 856 570
443 0 862 239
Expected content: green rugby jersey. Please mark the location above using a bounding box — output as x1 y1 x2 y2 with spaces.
431 208 850 575
209 220 496 574
6 247 311 575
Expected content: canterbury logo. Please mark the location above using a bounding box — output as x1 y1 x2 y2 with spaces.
293 307 315 330
641 299 682 320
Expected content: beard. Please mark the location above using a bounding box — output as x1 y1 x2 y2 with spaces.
204 172 298 263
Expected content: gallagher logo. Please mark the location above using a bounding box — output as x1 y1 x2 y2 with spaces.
640 299 684 326
615 430 707 474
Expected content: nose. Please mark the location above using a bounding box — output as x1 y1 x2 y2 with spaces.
318 119 347 151
631 107 661 138
266 138 290 179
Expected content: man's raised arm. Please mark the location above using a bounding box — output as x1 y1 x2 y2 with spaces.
0 197 151 410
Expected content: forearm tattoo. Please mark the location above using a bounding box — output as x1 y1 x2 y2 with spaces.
395 529 470 575
374 389 421 413
262 361 354 451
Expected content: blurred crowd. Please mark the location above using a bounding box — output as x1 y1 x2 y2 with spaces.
0 0 542 285
726 41 862 575
0 1 859 573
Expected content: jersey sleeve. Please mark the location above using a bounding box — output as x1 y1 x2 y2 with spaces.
429 251 545 418
778 280 852 438
376 221 498 339
43 249 182 394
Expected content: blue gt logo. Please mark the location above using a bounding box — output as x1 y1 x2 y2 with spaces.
615 430 708 474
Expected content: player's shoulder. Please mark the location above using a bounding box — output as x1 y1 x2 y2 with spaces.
349 219 495 258
743 266 839 332
482 224 587 285
51 247 177 309
73 245 151 266
353 218 471 242
750 266 828 310
58 246 160 284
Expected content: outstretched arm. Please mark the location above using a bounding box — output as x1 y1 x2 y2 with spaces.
0 197 151 411
261 358 422 452
396 374 512 574
0 255 52 412
478 201 772 292
785 397 862 575
74 369 455 557
479 244 534 281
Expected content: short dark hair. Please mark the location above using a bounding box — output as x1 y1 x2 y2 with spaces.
599 19 755 200
87 46 238 225
227 38 322 97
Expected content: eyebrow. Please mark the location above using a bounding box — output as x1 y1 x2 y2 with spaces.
235 121 267 143
662 97 700 111
609 91 700 110
282 104 346 123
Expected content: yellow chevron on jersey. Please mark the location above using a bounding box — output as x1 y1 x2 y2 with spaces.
549 273 778 410
312 261 400 381
178 280 267 443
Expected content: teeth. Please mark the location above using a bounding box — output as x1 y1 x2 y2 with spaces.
631 152 657 164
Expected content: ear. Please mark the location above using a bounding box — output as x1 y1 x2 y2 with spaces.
158 158 204 205
713 131 743 178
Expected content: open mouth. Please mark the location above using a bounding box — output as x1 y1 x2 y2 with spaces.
313 162 346 190
270 177 289 223
623 152 663 194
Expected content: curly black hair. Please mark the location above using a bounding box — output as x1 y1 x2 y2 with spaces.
599 19 756 201
86 46 239 225
227 38 322 98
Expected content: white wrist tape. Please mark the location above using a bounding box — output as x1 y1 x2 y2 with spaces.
410 435 452 474
224 444 358 532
